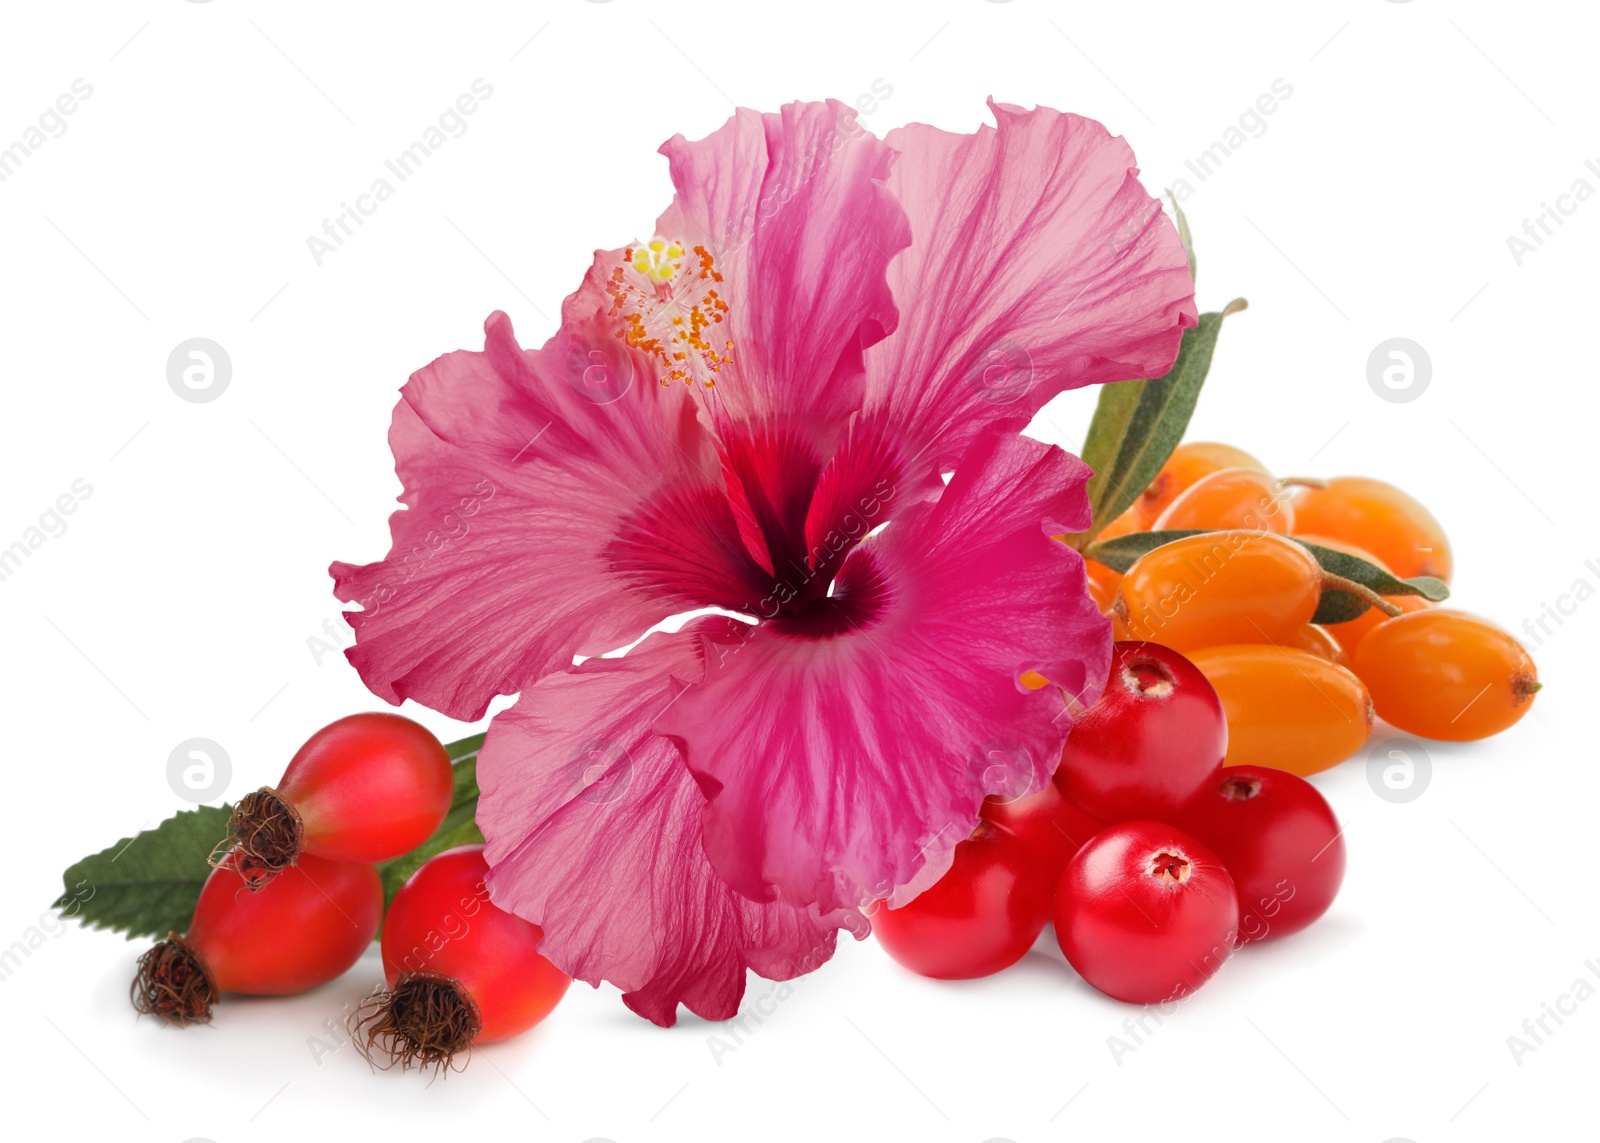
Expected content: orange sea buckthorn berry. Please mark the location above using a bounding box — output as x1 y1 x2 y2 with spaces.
1085 559 1123 615
1188 645 1374 776
1154 467 1295 534
1291 477 1452 583
1115 532 1323 652
1325 593 1433 660
1103 442 1269 535
1281 624 1348 667
1094 503 1147 541
1352 610 1538 741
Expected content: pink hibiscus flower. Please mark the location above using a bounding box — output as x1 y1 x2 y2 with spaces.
332 99 1195 1026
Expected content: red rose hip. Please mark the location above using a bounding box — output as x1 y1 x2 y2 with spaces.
1054 821 1239 1004
131 851 383 1025
1055 642 1226 822
222 712 454 885
354 845 570 1070
874 821 1052 980
1178 767 1346 942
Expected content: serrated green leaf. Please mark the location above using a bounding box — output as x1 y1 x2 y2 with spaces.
377 739 484 906
1069 299 1247 547
1083 530 1452 624
55 805 232 941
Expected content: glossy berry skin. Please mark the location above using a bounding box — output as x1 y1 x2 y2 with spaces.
191 853 382 994
1291 477 1451 583
1324 593 1433 659
279 713 453 864
1100 443 1267 535
1116 532 1323 651
1084 559 1124 615
1154 467 1294 534
1094 504 1146 542
1054 821 1239 1004
981 782 1106 881
1056 642 1225 822
1353 610 1538 741
874 822 1052 980
1282 623 1347 667
1178 768 1345 943
1188 645 1372 776
382 846 569 1044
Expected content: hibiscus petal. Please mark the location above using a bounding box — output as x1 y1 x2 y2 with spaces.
655 428 1112 912
478 625 858 1026
865 100 1198 472
655 100 912 427
330 311 728 720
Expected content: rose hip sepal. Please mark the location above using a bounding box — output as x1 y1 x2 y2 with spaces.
218 712 453 887
1178 767 1346 943
1054 821 1239 1004
352 845 569 1072
130 850 382 1026
1055 642 1225 822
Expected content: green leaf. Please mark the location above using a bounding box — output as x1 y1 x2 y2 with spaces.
1296 541 1451 623
1069 299 1248 547
445 731 485 762
55 805 233 941
1167 190 1196 282
1082 529 1211 572
1083 530 1452 624
377 736 484 905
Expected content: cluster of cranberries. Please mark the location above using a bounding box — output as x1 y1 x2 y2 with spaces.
130 714 567 1070
875 642 1347 1004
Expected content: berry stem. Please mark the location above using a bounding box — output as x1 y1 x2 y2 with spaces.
1319 572 1403 617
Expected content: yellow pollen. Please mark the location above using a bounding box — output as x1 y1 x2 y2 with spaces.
605 238 734 389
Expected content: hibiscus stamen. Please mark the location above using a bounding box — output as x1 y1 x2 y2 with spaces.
606 239 733 389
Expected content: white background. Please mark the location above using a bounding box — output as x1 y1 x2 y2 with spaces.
1 2 1594 1141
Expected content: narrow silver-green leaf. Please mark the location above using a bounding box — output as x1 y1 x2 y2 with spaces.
1297 541 1450 623
1082 529 1210 572
1071 299 1247 546
1168 190 1196 282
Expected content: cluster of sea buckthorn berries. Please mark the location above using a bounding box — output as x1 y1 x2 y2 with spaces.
1092 442 1539 772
